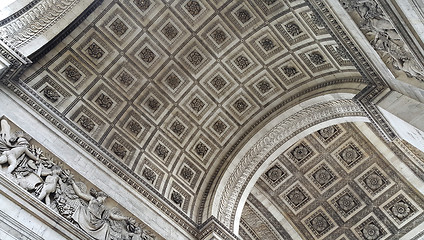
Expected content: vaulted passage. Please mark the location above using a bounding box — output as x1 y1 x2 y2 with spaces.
240 122 424 239
1 0 424 239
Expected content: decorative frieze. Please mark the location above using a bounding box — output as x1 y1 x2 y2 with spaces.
218 99 366 227
340 0 424 80
0 118 155 240
0 0 83 48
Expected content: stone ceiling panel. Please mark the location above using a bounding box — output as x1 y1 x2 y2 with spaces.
104 56 148 98
95 4 142 49
73 29 119 73
247 123 424 239
245 69 284 105
223 1 264 38
148 9 191 54
246 26 287 64
47 51 96 94
154 61 195 102
121 0 165 27
199 16 239 57
27 73 76 112
127 33 168 77
20 0 369 228
172 0 214 31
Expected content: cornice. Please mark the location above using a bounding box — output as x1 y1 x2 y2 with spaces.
0 0 42 26
308 0 398 141
28 0 104 62
0 0 82 48
0 39 31 82
198 217 241 240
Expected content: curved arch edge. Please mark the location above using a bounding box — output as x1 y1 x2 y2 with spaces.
210 95 369 231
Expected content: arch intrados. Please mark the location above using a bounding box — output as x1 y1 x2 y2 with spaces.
231 117 370 234
209 93 370 232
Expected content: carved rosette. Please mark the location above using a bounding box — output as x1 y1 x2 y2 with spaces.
217 99 366 228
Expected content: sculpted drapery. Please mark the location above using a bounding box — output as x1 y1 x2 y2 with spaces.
0 119 154 240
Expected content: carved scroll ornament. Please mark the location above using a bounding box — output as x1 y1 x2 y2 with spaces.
0 0 81 48
217 99 366 228
0 119 154 240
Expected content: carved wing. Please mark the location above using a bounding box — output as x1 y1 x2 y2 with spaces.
0 120 11 154
0 119 11 143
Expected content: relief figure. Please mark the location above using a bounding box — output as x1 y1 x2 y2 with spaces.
70 179 129 240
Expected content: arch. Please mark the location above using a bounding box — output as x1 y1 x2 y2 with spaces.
210 93 370 233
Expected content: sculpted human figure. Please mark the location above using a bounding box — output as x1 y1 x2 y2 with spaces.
343 0 423 77
388 44 423 77
121 217 153 240
340 0 380 19
70 179 129 240
0 137 39 174
37 165 62 205
0 119 11 144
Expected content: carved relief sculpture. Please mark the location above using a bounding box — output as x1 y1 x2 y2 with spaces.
0 0 82 48
340 0 424 79
37 165 62 205
71 180 126 239
0 120 39 174
0 119 154 240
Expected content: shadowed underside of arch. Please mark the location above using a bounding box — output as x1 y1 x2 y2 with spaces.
238 121 424 240
16 0 372 229
10 0 424 238
209 95 369 231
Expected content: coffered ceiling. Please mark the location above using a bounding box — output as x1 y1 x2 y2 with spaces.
14 0 391 237
21 0 367 219
241 122 424 239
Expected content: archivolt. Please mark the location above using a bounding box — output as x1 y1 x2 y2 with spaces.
213 96 369 232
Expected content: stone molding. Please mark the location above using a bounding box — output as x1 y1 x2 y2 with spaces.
0 40 31 82
0 210 43 240
308 0 398 141
0 0 42 26
0 0 81 49
198 217 240 240
216 99 366 229
28 0 104 62
0 117 156 240
392 139 424 182
339 0 424 80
